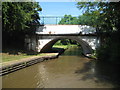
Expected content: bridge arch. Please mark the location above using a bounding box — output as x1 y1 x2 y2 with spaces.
40 36 93 56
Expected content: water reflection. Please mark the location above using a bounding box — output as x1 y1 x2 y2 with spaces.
75 60 120 88
62 46 83 56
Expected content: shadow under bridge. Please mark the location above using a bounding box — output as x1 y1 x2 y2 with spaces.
40 36 93 56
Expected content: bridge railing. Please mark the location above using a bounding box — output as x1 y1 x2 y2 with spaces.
39 16 79 25
38 16 97 35
40 16 64 25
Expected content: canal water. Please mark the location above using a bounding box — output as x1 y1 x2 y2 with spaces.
2 46 120 88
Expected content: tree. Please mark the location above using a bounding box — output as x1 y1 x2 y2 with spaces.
2 2 42 48
58 15 78 25
77 2 120 33
2 2 42 33
78 14 98 27
77 2 120 63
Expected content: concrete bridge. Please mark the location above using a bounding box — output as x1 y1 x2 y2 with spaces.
25 25 100 56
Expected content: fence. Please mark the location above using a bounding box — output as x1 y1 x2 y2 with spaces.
40 16 64 25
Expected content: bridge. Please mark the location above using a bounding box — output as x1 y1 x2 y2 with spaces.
25 16 100 56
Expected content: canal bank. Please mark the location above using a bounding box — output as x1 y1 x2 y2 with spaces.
1 45 95 76
0 53 59 76
1 46 74 76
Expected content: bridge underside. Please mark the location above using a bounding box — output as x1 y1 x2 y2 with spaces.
40 36 93 56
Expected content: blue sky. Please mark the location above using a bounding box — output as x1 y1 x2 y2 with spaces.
39 2 82 16
38 2 83 24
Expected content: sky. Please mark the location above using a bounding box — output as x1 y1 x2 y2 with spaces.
39 2 82 16
38 2 82 24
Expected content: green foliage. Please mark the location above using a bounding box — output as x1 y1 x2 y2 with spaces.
2 2 42 48
78 13 99 27
58 13 99 28
2 2 42 33
58 15 78 25
77 2 120 33
54 39 79 47
54 40 62 45
54 39 70 45
77 2 120 63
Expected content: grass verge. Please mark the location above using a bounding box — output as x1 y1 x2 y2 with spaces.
2 52 56 62
2 44 78 62
53 44 77 49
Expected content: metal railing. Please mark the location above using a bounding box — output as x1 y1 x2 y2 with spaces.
40 16 64 25
39 16 79 25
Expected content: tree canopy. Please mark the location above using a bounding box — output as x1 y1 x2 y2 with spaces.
77 2 120 33
58 14 99 27
2 2 42 48
58 15 78 25
77 2 120 63
2 2 42 34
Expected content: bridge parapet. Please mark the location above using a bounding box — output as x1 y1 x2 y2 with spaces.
36 25 96 35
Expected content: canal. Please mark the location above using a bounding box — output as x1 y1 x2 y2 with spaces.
2 46 120 88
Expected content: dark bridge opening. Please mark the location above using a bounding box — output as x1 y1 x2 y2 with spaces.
40 36 93 56
52 39 83 56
